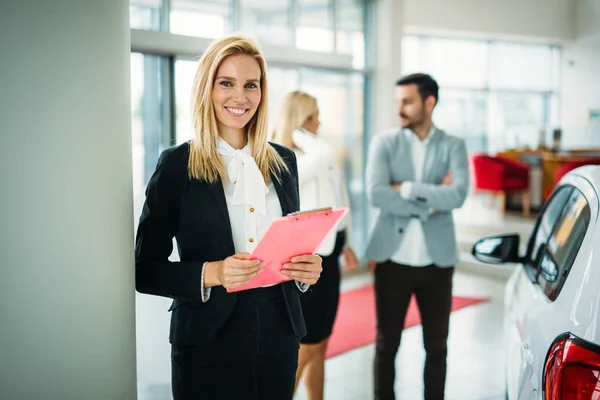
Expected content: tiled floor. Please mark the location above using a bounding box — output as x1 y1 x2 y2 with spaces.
293 271 508 400
137 197 536 400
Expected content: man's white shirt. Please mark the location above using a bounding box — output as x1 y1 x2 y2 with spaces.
390 127 436 267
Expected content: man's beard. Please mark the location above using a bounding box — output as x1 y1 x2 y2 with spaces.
399 113 425 130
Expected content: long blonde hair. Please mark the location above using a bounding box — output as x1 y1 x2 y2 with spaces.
188 34 287 183
271 90 318 148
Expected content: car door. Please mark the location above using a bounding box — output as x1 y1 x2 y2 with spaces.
506 184 594 400
505 186 573 400
526 187 592 398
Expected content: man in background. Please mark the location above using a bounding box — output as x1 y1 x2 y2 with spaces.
365 73 469 400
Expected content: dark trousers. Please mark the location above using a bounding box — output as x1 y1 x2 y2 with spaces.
374 261 454 400
171 285 299 400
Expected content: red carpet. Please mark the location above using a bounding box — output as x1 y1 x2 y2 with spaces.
326 284 487 359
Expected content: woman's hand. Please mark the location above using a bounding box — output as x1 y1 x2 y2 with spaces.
204 253 263 290
281 254 322 285
341 247 359 271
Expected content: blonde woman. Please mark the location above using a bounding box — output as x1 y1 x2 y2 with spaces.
272 91 359 400
135 36 323 400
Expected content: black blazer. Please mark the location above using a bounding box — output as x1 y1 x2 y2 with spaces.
135 141 306 345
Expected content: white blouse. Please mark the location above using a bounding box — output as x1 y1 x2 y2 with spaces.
292 129 350 256
201 139 308 301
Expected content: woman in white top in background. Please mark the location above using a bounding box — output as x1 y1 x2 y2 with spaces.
272 90 359 400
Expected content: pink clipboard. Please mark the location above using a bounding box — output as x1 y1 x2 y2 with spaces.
227 207 349 293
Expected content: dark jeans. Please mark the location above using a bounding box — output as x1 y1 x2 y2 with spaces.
373 261 454 400
171 285 299 400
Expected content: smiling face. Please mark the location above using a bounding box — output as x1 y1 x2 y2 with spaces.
212 54 262 140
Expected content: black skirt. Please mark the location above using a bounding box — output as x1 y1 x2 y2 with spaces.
171 284 299 400
300 231 346 344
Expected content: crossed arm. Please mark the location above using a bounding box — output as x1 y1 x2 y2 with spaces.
366 135 431 220
366 135 469 217
398 140 469 212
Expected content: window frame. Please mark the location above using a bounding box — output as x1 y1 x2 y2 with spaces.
523 183 593 301
523 185 573 282
536 188 592 301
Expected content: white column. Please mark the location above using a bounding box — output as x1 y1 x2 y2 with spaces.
372 0 405 134
0 1 137 399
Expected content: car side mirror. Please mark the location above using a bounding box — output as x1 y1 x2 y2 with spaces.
472 234 521 264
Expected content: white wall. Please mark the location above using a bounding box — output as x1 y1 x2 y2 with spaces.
560 0 600 149
403 0 575 42
0 1 137 398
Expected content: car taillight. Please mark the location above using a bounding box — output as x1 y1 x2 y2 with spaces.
544 333 600 400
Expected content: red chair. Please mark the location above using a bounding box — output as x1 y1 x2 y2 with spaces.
471 153 531 218
555 158 600 186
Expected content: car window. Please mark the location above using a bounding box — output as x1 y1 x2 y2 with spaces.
537 189 591 301
524 186 573 276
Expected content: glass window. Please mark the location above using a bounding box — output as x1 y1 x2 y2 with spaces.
335 0 365 69
299 69 366 253
130 0 163 30
525 186 573 275
131 53 171 221
550 46 562 92
434 89 487 153
487 93 547 152
401 36 561 153
174 59 199 144
170 0 230 38
489 43 557 91
239 0 292 46
538 189 591 301
402 37 488 88
401 36 420 75
267 67 300 132
296 0 334 52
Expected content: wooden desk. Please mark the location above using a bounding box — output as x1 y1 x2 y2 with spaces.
496 149 599 200
540 154 594 198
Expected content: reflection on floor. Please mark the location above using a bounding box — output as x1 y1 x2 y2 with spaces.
137 196 537 400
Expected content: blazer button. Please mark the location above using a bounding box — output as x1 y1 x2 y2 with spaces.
250 207 255 212
249 238 254 243
398 228 404 234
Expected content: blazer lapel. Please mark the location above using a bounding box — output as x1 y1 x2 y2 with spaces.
399 132 415 180
272 173 294 216
208 178 234 240
422 128 442 183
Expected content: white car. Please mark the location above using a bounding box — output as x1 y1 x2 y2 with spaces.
472 165 600 400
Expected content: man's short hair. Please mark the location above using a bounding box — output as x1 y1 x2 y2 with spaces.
396 73 439 105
